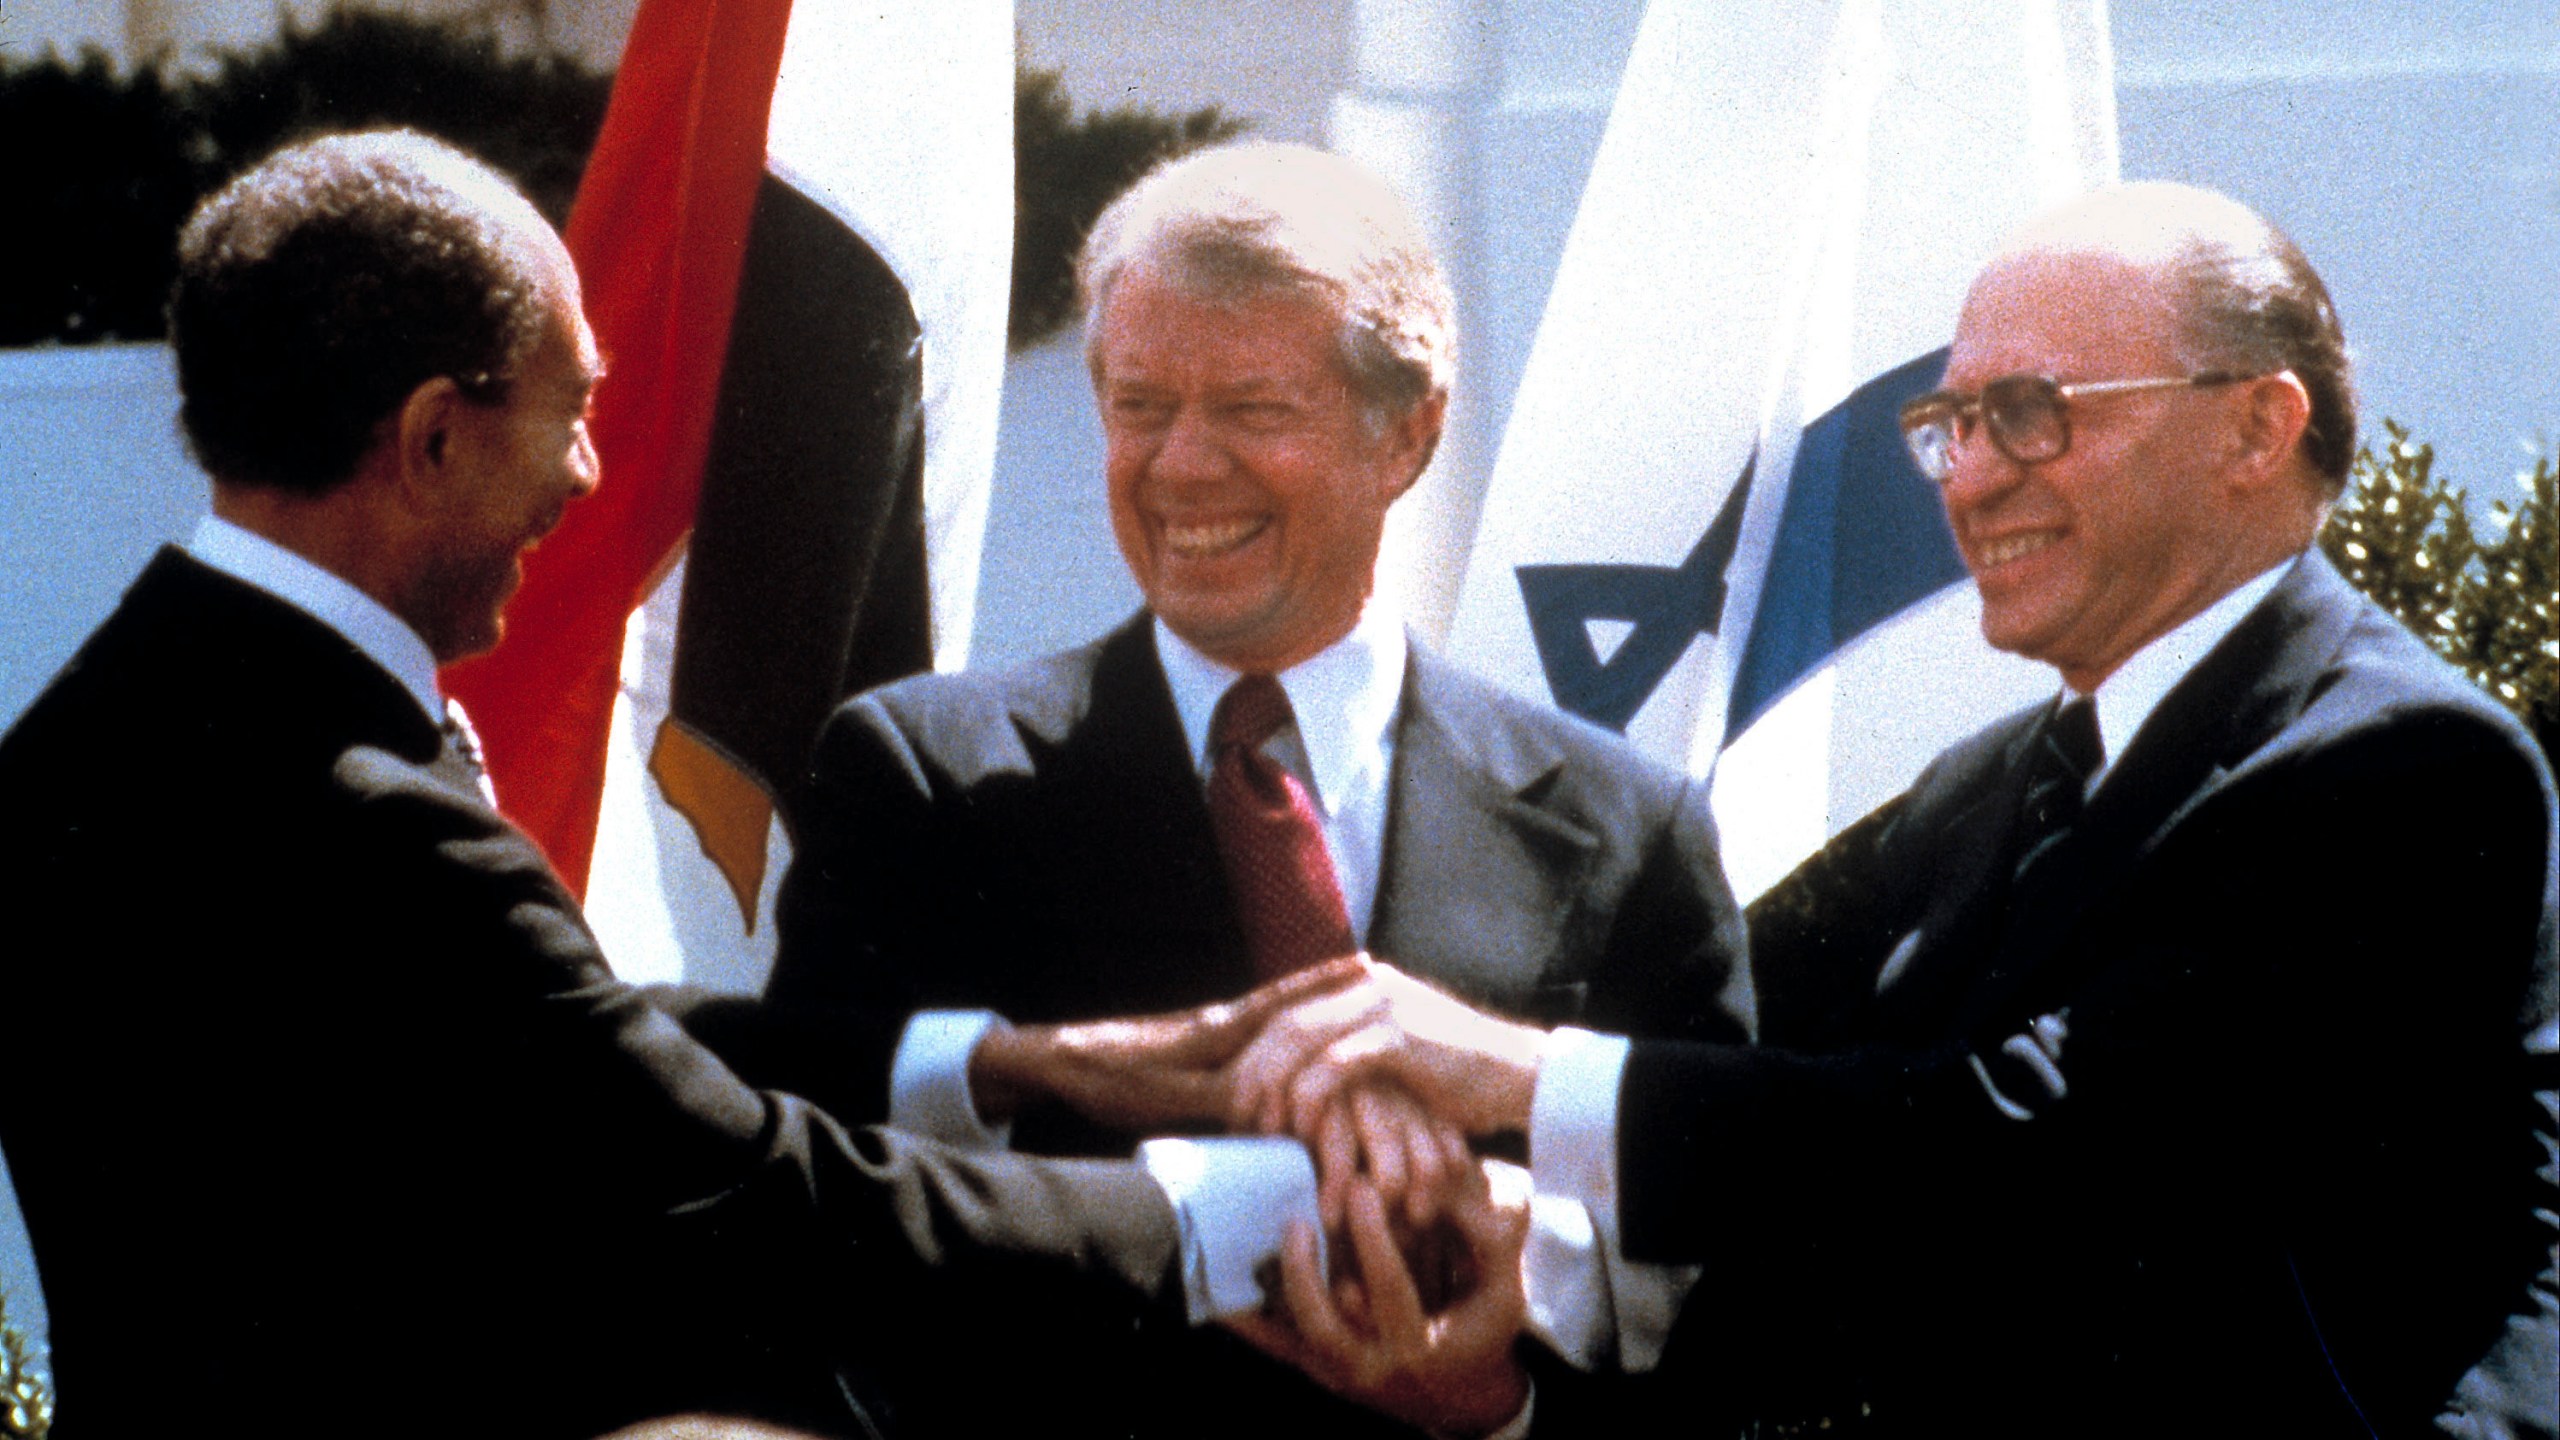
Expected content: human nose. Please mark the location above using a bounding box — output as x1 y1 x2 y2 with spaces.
1148 405 1229 485
567 423 601 498
1934 417 2022 515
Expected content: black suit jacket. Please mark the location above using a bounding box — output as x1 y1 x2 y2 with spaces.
0 550 1181 1439
1583 553 2560 1437
754 612 1749 1436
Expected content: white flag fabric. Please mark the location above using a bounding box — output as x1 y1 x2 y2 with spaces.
1446 0 2118 902
583 1 1015 986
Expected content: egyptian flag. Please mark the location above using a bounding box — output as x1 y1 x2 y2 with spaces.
1445 0 2115 901
446 0 1014 927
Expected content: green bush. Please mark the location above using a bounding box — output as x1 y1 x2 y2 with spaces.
2320 422 2559 759
1009 58 1245 350
0 6 610 349
0 11 1238 353
0 1288 46 1440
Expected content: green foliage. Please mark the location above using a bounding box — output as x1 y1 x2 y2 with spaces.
0 5 609 347
4 14 1232 355
2321 421 2560 753
0 46 195 344
0 1290 47 1440
181 7 608 224
1011 58 1246 350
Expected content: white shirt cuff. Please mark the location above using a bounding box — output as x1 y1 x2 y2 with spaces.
1136 1136 1323 1323
1524 1027 1697 1373
888 1009 1013 1151
1529 1027 1627 1212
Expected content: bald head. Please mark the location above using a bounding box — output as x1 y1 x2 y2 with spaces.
2003 182 2355 490
1930 184 2343 690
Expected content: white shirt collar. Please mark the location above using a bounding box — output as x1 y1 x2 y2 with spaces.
2072 558 2291 786
184 514 446 724
1154 604 1408 819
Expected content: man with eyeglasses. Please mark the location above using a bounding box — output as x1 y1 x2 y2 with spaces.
1209 182 2558 1437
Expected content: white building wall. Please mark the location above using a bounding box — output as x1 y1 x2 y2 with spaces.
0 344 208 1351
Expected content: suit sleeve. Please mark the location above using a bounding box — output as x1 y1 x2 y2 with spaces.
1575 772 1756 1047
1611 712 2557 1431
749 694 961 1123
332 744 1181 1309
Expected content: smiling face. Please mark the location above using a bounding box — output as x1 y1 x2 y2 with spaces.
1937 247 2250 691
1095 265 1438 673
409 241 602 662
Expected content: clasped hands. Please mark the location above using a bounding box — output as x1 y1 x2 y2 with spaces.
968 957 1546 1436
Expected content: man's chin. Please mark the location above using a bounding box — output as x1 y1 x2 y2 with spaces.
423 602 509 665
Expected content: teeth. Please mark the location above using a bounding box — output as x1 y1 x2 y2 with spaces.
1164 517 1266 556
1975 531 2057 569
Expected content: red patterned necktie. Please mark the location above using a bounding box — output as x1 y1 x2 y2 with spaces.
1207 673 1356 980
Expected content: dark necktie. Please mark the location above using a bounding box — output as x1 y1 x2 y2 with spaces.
1206 674 1356 980
441 698 500 809
2011 695 2102 888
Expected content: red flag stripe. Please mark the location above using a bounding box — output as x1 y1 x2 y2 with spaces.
445 0 793 894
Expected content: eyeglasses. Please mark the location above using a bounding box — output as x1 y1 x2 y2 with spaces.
1898 371 2253 482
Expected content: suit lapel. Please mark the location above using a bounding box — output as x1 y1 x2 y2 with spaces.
1958 553 2361 1031
1859 709 2049 1041
1369 651 1600 1012
1054 615 1260 1006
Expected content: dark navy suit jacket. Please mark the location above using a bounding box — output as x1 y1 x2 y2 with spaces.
1583 552 2558 1438
0 550 1182 1439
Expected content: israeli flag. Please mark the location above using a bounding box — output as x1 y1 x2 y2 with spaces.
1447 0 2119 901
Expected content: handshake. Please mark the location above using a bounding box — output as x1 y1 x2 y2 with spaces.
966 957 1549 1436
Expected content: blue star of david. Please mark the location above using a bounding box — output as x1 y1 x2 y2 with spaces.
1515 452 1755 734
1514 349 1963 741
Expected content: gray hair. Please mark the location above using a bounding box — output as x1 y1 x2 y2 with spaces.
2020 182 2356 492
2165 214 2355 491
1076 142 1455 420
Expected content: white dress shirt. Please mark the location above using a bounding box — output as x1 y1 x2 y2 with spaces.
184 515 445 725
1524 555 2298 1372
878 607 1408 1325
886 603 1408 1147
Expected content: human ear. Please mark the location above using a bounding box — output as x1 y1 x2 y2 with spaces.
1385 390 1448 499
2229 370 2312 486
391 375 466 507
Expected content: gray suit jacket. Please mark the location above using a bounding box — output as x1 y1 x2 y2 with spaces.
752 611 1750 1437
760 611 1751 1153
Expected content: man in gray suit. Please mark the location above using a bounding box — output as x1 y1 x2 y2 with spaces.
757 142 1749 1440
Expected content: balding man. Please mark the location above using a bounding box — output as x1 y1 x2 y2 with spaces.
754 143 1747 1439
1224 184 2559 1437
0 131 1252 1439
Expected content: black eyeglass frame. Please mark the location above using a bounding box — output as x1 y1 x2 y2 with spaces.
1897 370 2255 482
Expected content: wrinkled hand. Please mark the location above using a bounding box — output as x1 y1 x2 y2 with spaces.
1229 960 1547 1142
1311 1081 1474 1229
968 957 1366 1129
1227 1164 1532 1438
